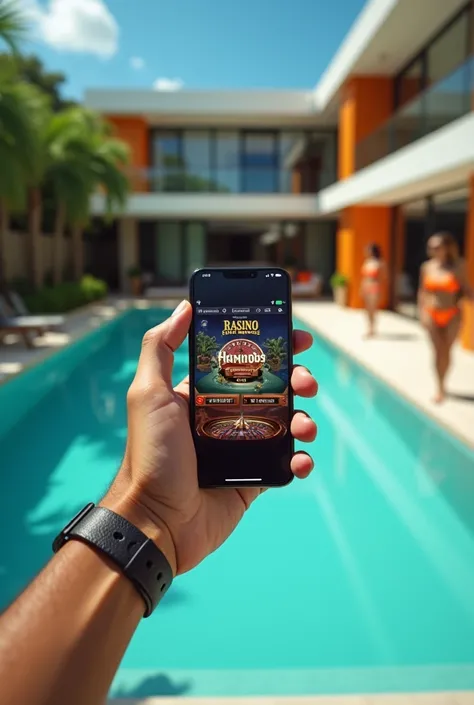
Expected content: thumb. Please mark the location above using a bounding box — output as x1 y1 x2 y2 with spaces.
135 300 191 389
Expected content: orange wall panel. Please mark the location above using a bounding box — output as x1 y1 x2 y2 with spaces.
106 116 149 192
337 205 392 308
338 76 393 179
353 76 393 143
461 175 474 350
338 83 356 180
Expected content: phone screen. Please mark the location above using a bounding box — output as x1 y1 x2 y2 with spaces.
189 268 293 487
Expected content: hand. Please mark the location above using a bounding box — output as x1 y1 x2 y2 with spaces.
104 301 318 576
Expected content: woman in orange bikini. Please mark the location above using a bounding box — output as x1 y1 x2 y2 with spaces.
361 243 386 338
419 232 473 403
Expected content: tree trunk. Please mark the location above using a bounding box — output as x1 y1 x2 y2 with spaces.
72 224 84 281
53 204 66 286
0 198 9 288
28 187 43 290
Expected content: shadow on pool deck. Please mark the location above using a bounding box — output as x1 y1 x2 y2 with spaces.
113 673 191 699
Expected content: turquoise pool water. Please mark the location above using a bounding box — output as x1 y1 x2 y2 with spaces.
1 309 474 699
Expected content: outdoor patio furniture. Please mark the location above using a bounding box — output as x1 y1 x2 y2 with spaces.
292 273 323 299
0 314 43 349
7 291 65 329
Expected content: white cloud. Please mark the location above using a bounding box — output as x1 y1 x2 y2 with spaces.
22 0 119 58
130 56 145 70
153 77 184 91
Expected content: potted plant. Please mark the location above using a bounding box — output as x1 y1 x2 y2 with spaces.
263 337 288 372
330 272 349 306
127 265 142 296
196 331 218 372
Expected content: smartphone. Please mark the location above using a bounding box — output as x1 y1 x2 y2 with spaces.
189 267 293 488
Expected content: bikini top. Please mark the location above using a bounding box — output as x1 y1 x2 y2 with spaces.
423 270 461 294
361 262 381 280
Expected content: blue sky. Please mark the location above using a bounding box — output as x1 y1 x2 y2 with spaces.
18 0 365 100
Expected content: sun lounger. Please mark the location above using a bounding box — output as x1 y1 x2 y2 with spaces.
0 314 43 348
7 291 65 328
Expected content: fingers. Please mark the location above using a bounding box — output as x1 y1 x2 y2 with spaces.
174 375 190 400
135 301 192 389
291 365 318 398
293 329 312 355
291 411 317 443
291 451 314 479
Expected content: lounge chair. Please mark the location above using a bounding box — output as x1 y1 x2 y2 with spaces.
0 313 43 349
1 294 64 330
292 272 323 299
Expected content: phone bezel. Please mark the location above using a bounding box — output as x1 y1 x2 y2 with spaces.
189 266 294 489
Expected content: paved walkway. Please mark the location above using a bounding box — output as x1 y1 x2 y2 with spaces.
110 692 474 704
0 299 129 383
293 302 474 449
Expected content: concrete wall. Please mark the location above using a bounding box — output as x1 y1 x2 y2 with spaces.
3 230 74 283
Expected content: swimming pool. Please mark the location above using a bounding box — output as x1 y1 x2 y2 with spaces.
1 308 474 699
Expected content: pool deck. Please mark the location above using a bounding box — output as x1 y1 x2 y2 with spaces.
1 298 473 449
293 302 474 450
110 692 474 703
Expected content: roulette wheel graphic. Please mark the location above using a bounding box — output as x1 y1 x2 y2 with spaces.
199 413 285 441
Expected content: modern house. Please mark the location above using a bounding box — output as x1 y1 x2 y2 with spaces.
85 0 474 349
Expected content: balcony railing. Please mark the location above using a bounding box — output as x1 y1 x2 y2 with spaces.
125 167 336 194
355 56 474 171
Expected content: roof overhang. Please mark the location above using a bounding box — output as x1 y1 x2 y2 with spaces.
84 89 335 127
314 0 469 113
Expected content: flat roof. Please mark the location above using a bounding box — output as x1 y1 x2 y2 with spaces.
85 0 469 119
314 0 469 110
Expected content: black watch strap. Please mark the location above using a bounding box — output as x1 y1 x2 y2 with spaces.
53 503 173 617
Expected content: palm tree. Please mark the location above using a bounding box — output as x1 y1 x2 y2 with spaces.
72 125 129 280
43 111 94 285
0 0 28 54
0 76 44 284
39 107 129 284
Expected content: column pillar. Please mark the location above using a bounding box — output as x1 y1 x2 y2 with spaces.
336 75 394 308
337 206 392 308
118 218 138 293
461 174 474 350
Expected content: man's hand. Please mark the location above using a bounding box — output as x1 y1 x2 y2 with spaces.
104 301 318 576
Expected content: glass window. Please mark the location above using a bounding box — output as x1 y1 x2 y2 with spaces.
184 222 207 276
152 131 184 192
215 131 240 193
156 222 182 283
427 11 469 85
396 57 424 109
397 198 429 316
242 132 278 193
279 132 304 192
182 131 213 192
433 188 468 255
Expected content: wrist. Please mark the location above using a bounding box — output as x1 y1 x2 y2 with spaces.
101 482 178 577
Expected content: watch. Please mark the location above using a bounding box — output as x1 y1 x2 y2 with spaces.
53 503 173 617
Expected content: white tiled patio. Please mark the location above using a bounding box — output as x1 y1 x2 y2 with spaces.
293 302 474 449
110 692 474 704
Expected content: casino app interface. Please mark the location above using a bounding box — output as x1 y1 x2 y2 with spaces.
193 302 290 442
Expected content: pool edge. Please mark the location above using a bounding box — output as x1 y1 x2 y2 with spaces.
294 305 474 452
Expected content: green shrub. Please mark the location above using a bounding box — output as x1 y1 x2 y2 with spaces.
330 272 349 289
23 275 108 314
80 274 108 302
